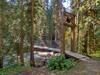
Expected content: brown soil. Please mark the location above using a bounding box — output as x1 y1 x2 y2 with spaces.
16 59 100 75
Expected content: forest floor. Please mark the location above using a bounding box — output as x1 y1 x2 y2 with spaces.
16 58 100 75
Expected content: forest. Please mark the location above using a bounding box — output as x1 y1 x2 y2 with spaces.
0 0 100 75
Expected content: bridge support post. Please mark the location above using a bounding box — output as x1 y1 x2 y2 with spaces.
71 27 76 52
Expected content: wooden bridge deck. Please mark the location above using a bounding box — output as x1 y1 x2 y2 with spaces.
34 45 60 52
34 45 90 62
65 51 90 61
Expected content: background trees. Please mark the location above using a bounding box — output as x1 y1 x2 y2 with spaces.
76 0 100 55
0 0 100 68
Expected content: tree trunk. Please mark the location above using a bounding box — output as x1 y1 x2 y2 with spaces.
0 20 3 68
0 0 4 68
76 0 80 52
30 0 35 66
18 0 24 65
92 24 95 53
60 26 65 54
59 0 65 55
83 31 88 55
0 57 3 68
71 15 76 52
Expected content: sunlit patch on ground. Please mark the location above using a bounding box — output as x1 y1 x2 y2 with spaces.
90 50 100 60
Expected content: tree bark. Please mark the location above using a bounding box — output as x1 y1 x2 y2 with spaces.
30 0 35 66
70 15 76 52
76 0 80 52
0 0 4 68
18 0 24 65
60 26 65 54
0 17 3 68
59 0 65 55
83 31 88 55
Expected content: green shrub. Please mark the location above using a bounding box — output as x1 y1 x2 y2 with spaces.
47 55 76 71
0 64 28 75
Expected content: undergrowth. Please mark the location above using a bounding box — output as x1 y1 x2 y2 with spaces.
47 55 77 71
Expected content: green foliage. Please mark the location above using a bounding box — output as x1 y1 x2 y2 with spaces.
0 63 31 75
47 55 76 71
75 0 100 53
90 50 100 58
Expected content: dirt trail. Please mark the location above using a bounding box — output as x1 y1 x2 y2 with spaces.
17 59 100 75
65 59 100 75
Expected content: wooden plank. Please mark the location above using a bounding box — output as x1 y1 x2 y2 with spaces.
65 51 90 61
34 45 60 52
34 45 90 61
